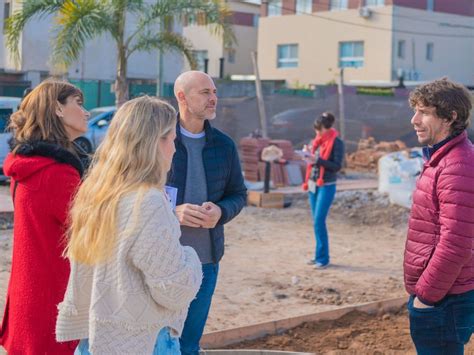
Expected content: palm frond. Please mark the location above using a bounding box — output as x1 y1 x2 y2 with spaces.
125 0 146 14
51 0 113 69
127 31 197 69
5 0 65 65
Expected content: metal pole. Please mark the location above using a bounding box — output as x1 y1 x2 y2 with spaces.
219 57 224 79
264 161 271 193
251 51 268 138
156 21 164 97
337 67 346 140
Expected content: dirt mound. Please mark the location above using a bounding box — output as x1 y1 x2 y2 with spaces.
331 190 409 229
227 307 474 354
228 308 414 354
291 189 409 229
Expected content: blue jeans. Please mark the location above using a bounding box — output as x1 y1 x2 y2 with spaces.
308 184 336 265
75 327 180 354
408 290 474 355
179 263 219 355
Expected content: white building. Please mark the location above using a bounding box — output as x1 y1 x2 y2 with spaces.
183 0 260 78
257 0 474 87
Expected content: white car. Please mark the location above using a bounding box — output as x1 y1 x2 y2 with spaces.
74 106 116 153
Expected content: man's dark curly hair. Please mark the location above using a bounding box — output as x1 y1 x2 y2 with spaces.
409 78 472 136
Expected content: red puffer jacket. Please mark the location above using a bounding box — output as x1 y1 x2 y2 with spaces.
404 131 474 304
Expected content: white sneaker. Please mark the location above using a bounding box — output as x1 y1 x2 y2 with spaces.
314 262 329 269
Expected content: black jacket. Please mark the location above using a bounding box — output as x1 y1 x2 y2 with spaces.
310 137 345 184
166 119 247 263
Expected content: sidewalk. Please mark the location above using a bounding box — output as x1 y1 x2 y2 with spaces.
0 186 12 213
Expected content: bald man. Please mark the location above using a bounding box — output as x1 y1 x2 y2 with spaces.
166 71 247 355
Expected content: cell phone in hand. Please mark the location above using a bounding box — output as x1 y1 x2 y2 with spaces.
295 150 311 158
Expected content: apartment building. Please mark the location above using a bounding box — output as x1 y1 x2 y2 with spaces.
183 0 260 78
258 0 474 86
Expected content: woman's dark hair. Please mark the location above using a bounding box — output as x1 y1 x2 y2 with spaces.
314 112 335 130
10 79 83 153
409 78 472 136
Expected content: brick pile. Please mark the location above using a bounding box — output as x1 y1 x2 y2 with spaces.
346 137 407 171
239 137 305 186
240 137 270 182
268 140 294 160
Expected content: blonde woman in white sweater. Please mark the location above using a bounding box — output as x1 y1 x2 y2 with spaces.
56 96 202 354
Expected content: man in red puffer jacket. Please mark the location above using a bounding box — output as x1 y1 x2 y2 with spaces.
404 78 474 355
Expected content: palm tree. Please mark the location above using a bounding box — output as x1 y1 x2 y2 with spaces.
6 0 234 106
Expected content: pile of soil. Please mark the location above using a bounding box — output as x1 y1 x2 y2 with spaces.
228 308 474 354
290 189 409 230
331 190 409 228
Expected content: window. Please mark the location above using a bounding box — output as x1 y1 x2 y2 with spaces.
227 49 236 64
339 41 364 68
427 0 434 11
192 50 208 72
330 0 348 11
277 44 298 68
397 40 405 59
253 14 259 27
3 0 11 32
365 0 384 6
268 0 282 17
426 42 434 61
296 0 312 14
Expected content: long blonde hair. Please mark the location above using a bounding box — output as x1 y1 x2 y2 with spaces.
66 96 176 264
10 79 83 152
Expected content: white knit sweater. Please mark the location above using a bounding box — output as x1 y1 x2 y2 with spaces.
55 188 202 354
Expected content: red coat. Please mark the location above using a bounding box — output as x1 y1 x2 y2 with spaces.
404 131 474 304
0 143 82 354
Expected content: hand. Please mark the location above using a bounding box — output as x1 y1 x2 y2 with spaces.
200 202 222 229
175 204 208 228
303 153 317 164
302 145 319 164
413 297 434 309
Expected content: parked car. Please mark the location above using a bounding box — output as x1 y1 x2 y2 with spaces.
269 104 416 150
0 97 22 177
74 106 116 153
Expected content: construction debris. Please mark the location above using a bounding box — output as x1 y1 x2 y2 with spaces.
240 137 270 182
240 137 306 187
345 137 407 172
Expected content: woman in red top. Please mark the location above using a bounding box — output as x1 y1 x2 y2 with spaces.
0 80 89 354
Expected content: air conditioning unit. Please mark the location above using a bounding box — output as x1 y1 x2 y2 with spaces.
359 6 372 19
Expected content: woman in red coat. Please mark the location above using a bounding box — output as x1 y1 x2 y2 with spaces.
0 80 89 354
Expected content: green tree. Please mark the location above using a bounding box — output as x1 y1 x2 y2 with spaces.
6 0 234 106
